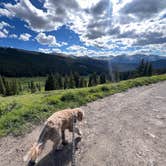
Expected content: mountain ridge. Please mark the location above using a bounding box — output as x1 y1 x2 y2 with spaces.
0 47 165 77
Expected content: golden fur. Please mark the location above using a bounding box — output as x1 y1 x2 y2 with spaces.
24 108 84 163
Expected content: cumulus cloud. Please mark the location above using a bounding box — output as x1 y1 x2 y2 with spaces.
67 45 87 51
19 33 31 41
36 32 61 46
120 0 166 20
0 21 13 29
0 31 7 38
0 0 166 56
38 48 52 53
9 34 18 38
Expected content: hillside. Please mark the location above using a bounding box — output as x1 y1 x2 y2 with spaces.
0 47 108 77
0 47 166 77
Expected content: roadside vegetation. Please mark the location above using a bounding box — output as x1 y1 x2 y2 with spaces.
0 74 165 137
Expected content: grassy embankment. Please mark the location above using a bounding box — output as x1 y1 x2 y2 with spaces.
0 74 166 137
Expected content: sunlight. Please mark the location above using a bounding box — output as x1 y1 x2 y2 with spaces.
76 0 100 9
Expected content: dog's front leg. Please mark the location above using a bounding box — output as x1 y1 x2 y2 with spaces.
61 130 68 145
75 127 82 136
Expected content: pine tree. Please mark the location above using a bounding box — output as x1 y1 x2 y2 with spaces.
36 83 41 91
18 82 23 93
88 74 93 87
5 81 11 96
73 72 80 88
69 72 75 88
143 61 149 76
114 71 120 82
30 81 36 93
0 75 6 95
64 75 69 89
99 73 106 84
79 77 85 87
45 74 55 91
56 73 63 89
137 59 145 76
91 72 98 86
11 80 19 95
147 62 153 76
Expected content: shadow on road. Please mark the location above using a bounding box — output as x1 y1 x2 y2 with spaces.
36 137 81 166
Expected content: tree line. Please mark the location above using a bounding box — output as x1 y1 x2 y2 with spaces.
45 72 107 91
0 76 42 96
0 59 154 96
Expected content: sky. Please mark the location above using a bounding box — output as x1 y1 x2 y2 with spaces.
0 0 166 57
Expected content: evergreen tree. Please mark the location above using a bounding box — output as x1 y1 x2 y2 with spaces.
5 81 11 96
11 80 19 95
69 73 75 88
36 83 41 91
137 59 145 76
30 81 36 93
92 72 98 85
143 61 149 76
0 75 6 95
147 62 153 76
18 82 22 92
115 71 120 82
99 73 106 84
45 74 55 91
56 73 63 89
88 74 93 87
73 72 80 88
64 75 69 89
79 77 85 87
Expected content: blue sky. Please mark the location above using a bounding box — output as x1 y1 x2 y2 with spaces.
0 0 166 57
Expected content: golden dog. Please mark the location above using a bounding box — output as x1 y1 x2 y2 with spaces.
24 108 84 165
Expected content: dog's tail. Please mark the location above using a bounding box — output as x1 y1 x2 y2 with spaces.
23 125 47 163
23 142 44 162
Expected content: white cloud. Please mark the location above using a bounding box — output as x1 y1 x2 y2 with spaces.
19 33 31 41
9 34 17 38
0 31 7 38
36 32 61 47
0 21 13 29
52 48 62 53
38 48 52 53
1 0 166 56
67 45 87 51
3 28 8 35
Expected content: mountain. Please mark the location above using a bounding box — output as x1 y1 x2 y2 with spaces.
0 47 108 77
0 47 165 77
93 54 166 71
93 54 166 63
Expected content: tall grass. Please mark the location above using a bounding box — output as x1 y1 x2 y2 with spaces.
0 74 166 137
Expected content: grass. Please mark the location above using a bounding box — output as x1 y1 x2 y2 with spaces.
0 74 166 137
5 77 46 93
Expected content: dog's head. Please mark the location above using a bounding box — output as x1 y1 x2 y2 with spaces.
74 108 84 121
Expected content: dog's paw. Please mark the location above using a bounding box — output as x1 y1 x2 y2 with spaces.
62 141 69 146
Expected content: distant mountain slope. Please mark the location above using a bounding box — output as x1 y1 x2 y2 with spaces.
0 47 165 77
0 47 108 76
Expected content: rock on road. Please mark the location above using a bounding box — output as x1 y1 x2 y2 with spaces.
0 81 166 166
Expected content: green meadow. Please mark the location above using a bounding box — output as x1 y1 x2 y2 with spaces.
0 74 166 137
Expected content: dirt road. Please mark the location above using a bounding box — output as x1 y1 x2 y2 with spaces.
0 81 166 166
